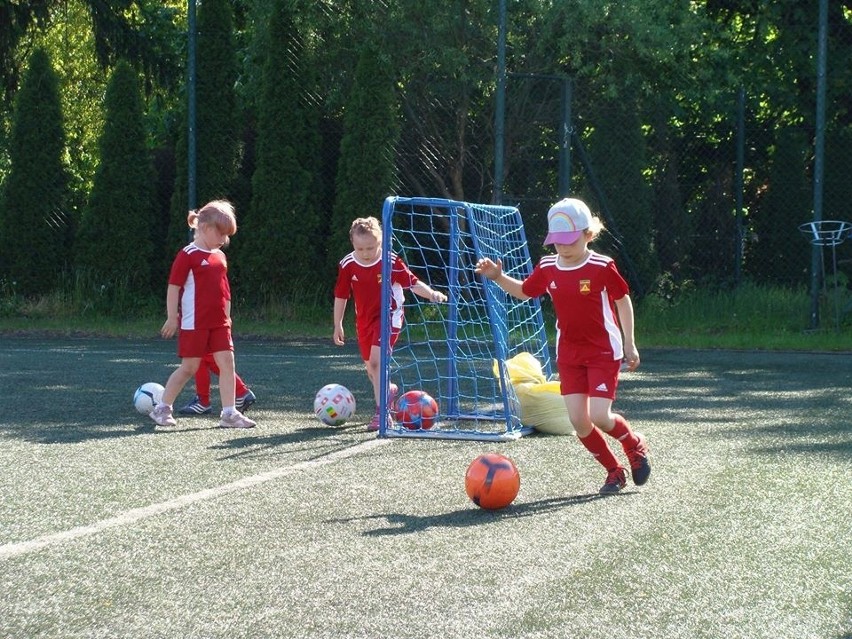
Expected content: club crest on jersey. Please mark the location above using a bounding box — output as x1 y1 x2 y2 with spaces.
579 279 591 294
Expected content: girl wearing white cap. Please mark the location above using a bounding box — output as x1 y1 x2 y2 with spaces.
475 197 650 495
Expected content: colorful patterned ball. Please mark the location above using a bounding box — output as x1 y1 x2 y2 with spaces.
394 390 439 430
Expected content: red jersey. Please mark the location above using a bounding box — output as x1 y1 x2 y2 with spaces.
334 252 419 331
168 243 231 330
521 251 629 364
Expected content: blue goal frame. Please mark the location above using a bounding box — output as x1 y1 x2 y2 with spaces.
378 196 552 441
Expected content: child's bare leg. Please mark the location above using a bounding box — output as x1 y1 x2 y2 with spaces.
212 350 236 409
162 358 201 406
366 345 382 406
564 394 592 438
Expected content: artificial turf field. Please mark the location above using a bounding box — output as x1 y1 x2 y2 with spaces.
0 336 849 639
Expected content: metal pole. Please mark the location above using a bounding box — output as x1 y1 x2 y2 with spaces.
809 0 828 329
493 0 506 205
734 86 745 285
187 0 197 213
558 77 572 197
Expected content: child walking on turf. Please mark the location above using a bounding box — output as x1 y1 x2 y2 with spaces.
475 198 650 494
149 200 256 430
333 216 447 431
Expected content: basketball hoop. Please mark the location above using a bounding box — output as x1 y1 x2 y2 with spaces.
799 220 851 330
798 220 852 246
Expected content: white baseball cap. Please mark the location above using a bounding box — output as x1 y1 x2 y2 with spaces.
543 198 592 245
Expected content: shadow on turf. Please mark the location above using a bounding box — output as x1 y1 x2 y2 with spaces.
11 420 240 444
207 423 373 461
327 492 633 536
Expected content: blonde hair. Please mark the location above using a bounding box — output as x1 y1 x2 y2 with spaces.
187 200 237 236
349 216 382 241
585 216 605 241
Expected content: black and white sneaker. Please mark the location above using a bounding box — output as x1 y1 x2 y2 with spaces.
177 395 212 415
235 389 256 412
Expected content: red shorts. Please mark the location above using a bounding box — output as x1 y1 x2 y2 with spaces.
557 357 621 400
357 318 400 361
178 326 233 359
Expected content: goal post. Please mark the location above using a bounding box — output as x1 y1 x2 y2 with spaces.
378 196 553 441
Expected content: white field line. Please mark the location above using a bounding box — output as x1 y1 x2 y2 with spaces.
0 437 388 560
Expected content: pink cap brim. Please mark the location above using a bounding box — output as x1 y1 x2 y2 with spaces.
544 230 583 246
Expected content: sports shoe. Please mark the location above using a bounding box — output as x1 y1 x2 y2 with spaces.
150 404 177 428
367 411 394 432
599 467 627 495
178 395 212 415
626 432 651 486
367 412 381 432
236 389 256 412
218 410 256 429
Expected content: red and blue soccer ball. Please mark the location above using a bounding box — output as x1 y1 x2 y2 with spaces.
394 390 439 430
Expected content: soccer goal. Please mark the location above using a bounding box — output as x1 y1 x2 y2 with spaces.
378 196 553 441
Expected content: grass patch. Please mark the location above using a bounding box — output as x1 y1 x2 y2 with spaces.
0 339 849 638
0 281 849 351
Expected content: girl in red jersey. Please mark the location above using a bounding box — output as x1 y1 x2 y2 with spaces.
333 216 447 431
475 198 650 494
149 200 256 430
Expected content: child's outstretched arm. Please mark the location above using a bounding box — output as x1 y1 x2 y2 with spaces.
475 257 529 300
410 281 447 303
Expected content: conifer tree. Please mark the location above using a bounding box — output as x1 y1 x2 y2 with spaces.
328 43 400 273
237 0 322 301
75 60 156 299
167 0 239 257
0 48 69 297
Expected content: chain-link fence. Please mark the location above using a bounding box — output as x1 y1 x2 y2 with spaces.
500 75 851 316
1 1 850 329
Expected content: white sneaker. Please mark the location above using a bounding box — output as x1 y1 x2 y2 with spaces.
150 404 177 428
219 410 256 429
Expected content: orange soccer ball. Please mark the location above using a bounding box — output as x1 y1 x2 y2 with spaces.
465 453 520 510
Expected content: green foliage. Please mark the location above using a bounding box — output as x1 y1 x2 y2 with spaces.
823 124 852 223
195 0 239 201
329 43 401 273
167 0 240 259
582 93 658 294
0 48 70 297
235 0 322 302
635 279 852 348
388 0 498 201
29 0 107 202
75 60 156 299
85 0 184 91
647 98 694 277
746 126 811 286
0 0 52 102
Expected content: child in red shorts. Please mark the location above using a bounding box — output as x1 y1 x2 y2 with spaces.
149 200 256 430
475 198 650 494
333 216 447 431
